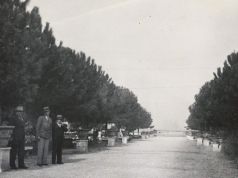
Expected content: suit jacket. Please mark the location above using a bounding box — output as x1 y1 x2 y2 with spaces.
36 115 52 139
53 123 68 142
11 115 25 141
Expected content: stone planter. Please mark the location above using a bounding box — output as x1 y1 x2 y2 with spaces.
186 135 194 141
78 129 89 140
212 143 222 152
0 126 14 172
107 130 118 137
107 137 116 147
0 126 15 147
106 129 118 147
196 138 203 145
203 139 210 146
122 137 128 144
75 140 88 153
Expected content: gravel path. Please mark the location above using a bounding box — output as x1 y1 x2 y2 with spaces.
2 136 238 178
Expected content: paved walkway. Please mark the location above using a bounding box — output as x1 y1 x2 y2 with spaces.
2 136 238 178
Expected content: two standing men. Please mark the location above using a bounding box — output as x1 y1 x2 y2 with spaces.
36 107 67 166
36 106 52 166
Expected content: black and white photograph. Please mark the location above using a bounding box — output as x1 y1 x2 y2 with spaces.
1 0 238 177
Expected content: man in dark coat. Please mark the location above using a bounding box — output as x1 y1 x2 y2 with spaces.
10 106 28 169
52 115 68 164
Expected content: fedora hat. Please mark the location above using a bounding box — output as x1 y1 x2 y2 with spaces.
43 106 50 111
56 114 63 120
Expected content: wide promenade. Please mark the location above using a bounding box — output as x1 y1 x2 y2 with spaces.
2 134 238 178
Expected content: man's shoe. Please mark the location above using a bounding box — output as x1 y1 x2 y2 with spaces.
42 164 48 166
57 162 64 164
37 164 42 167
19 166 28 169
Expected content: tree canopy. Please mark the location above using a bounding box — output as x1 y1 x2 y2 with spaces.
0 0 153 130
187 52 238 134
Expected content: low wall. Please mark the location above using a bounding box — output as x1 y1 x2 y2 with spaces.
158 130 186 137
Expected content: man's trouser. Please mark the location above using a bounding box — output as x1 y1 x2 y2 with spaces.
37 137 49 165
10 139 25 167
52 138 63 164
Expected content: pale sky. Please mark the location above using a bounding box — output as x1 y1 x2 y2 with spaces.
28 0 238 130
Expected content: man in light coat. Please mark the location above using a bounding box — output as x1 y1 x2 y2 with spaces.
36 106 52 166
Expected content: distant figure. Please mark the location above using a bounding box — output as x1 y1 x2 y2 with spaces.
9 106 28 169
36 106 52 166
118 129 123 138
52 115 68 164
92 129 98 143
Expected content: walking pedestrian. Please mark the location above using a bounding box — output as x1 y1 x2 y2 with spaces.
52 115 68 164
9 105 28 169
36 106 52 166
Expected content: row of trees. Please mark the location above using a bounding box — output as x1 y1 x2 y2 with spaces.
187 52 238 136
0 0 152 131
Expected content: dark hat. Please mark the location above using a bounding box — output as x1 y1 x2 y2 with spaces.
56 114 63 120
15 106 24 112
43 106 50 112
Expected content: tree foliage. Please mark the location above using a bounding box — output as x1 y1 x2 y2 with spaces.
0 0 152 130
187 52 238 133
